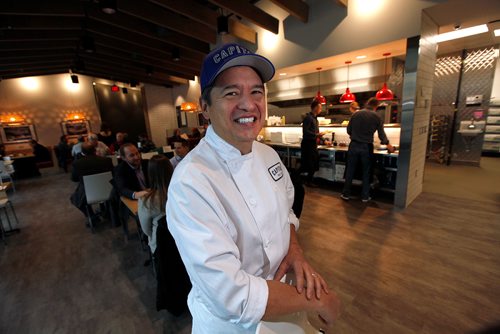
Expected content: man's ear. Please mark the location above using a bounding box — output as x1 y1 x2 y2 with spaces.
200 99 210 120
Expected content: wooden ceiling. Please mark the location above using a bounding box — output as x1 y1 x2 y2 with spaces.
0 0 310 87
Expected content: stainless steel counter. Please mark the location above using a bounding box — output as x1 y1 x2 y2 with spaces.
265 141 399 156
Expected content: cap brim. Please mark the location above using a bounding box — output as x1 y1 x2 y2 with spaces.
208 54 275 88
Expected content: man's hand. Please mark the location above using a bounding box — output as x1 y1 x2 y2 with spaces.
308 290 341 332
274 229 329 300
387 143 395 153
134 190 149 199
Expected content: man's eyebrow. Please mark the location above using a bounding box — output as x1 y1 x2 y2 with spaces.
217 83 265 90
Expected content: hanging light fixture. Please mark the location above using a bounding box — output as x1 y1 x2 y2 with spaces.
172 47 180 62
314 67 326 105
70 74 79 84
217 15 229 35
376 52 394 101
339 60 356 103
100 0 117 14
180 102 200 112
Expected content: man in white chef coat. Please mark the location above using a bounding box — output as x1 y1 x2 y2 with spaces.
166 43 340 333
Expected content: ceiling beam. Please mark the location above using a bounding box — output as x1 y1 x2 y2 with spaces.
229 18 256 44
83 63 184 86
269 0 309 23
0 63 69 74
0 29 79 41
0 40 78 51
118 0 216 44
78 67 173 87
0 55 72 67
88 33 201 74
86 8 209 56
79 53 195 82
148 0 217 28
0 1 84 16
0 69 70 80
85 19 205 63
0 49 75 60
145 0 257 44
337 0 348 8
92 45 199 78
0 15 82 30
208 0 279 34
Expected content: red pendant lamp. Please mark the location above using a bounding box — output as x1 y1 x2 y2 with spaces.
314 67 326 105
339 60 356 103
376 52 394 101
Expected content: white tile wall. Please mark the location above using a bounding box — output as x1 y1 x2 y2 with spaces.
144 84 177 147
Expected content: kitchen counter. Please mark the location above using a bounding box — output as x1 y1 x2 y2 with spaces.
265 141 399 156
265 141 398 191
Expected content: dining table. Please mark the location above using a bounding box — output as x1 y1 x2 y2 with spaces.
120 196 148 251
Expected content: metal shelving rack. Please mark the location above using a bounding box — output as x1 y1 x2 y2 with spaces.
482 100 500 155
427 114 451 163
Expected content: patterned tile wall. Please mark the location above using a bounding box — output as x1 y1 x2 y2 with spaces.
431 47 496 164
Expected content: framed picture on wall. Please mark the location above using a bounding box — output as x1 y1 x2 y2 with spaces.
61 120 91 137
176 106 188 128
0 124 37 143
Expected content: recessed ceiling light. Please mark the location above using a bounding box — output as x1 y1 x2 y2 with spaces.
356 55 367 59
279 73 287 76
436 24 488 43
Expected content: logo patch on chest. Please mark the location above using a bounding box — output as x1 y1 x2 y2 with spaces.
268 162 283 181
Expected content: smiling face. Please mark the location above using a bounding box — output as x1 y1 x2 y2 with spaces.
122 145 141 168
200 66 265 155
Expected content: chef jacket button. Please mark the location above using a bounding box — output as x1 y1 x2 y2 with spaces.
249 198 257 206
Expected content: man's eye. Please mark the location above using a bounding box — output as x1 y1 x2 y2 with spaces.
225 91 238 97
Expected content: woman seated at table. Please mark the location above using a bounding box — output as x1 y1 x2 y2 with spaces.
137 155 189 315
137 155 173 254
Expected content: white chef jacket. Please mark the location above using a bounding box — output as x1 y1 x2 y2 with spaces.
166 125 299 334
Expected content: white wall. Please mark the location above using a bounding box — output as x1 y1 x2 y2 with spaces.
144 79 203 147
0 74 101 147
491 48 500 103
253 0 439 70
143 84 177 147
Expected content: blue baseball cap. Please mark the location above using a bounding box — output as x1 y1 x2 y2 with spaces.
200 43 275 93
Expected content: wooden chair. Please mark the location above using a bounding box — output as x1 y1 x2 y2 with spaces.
82 172 113 233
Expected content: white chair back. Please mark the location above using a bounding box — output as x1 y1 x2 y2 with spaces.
141 151 158 160
0 161 15 192
83 172 113 205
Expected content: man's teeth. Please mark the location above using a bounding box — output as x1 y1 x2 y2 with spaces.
237 117 255 124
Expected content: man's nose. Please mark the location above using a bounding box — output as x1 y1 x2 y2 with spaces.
237 92 257 111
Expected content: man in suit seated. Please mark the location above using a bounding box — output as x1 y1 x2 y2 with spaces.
70 143 114 223
113 143 149 200
112 143 149 235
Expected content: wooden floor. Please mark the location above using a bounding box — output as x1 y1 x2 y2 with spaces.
1 159 499 333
